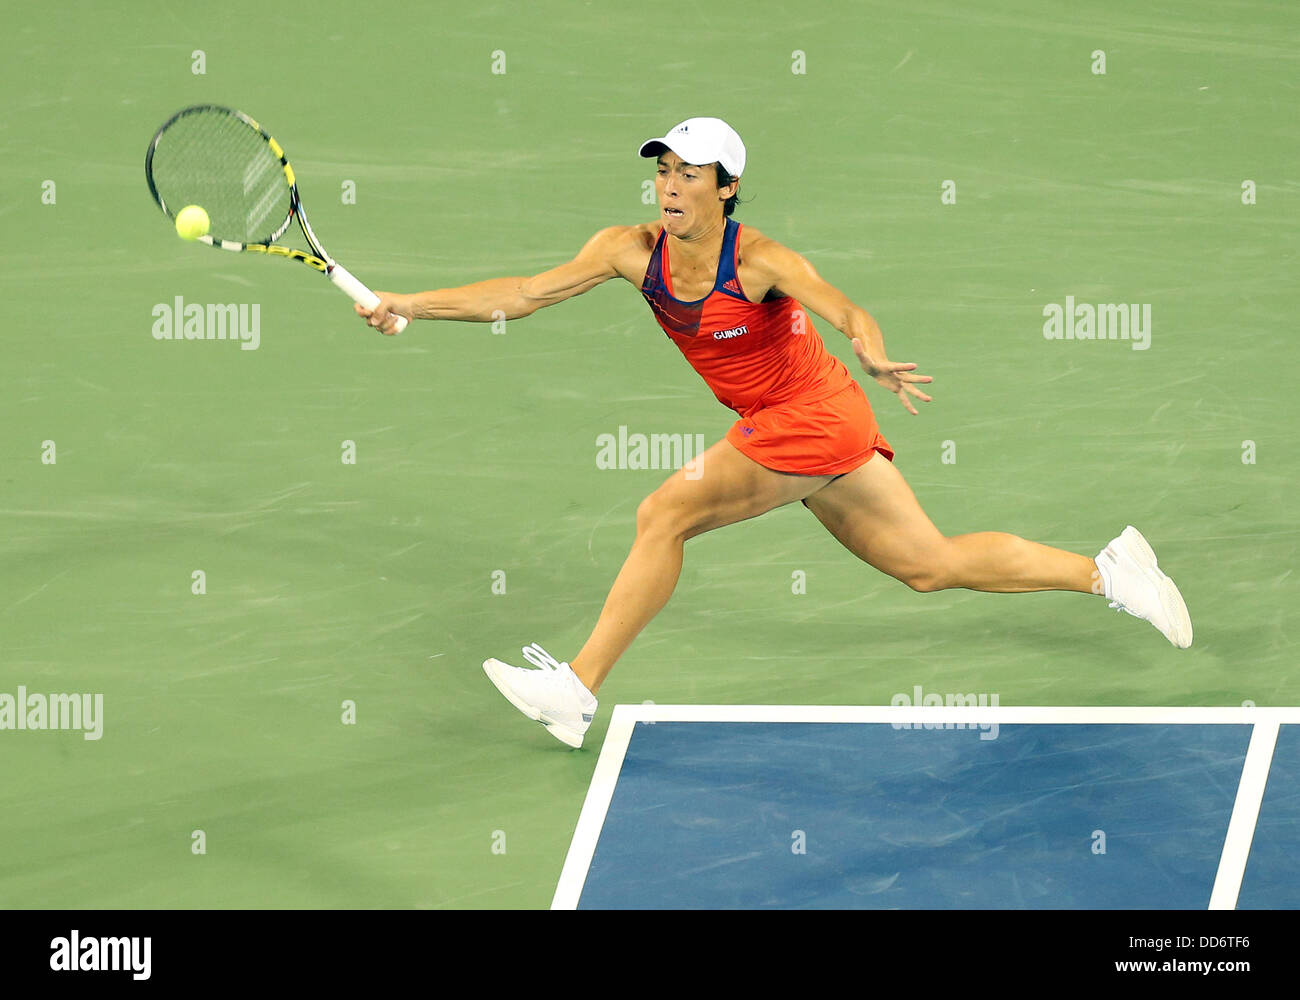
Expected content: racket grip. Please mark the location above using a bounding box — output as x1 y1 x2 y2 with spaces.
329 264 409 334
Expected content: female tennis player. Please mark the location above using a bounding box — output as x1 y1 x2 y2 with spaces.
357 117 1193 748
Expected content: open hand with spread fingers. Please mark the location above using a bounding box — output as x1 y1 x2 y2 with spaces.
852 337 934 415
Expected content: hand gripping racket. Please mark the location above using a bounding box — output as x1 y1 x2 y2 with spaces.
145 104 407 333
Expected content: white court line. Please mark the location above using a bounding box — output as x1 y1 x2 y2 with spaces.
550 707 637 910
245 180 283 236
1209 721 1281 910
242 151 275 194
554 705 1297 910
617 704 1300 725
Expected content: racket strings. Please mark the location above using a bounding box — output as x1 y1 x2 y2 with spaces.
149 110 292 244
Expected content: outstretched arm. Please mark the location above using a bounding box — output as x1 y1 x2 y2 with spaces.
748 238 934 414
356 227 629 335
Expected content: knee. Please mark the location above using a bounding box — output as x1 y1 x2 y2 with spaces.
635 489 690 541
903 569 949 593
896 543 955 593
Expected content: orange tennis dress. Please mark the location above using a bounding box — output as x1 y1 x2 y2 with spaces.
640 218 893 476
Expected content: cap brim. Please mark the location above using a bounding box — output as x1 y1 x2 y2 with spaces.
639 137 715 166
638 136 742 176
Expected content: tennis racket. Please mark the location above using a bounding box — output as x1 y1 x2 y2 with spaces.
145 104 407 333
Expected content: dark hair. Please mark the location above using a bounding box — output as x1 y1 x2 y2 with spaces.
714 162 740 216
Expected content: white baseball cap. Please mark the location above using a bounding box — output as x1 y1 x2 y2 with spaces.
639 117 746 178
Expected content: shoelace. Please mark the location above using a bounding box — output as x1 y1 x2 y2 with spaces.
1099 548 1136 616
522 642 595 707
522 642 565 671
1109 599 1151 623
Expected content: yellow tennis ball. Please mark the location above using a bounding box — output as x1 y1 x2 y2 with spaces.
175 205 210 241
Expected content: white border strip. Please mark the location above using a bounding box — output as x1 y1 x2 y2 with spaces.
616 704 1300 725
1209 721 1281 910
554 705 1297 910
551 707 638 910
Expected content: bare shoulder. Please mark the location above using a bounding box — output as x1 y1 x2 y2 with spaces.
580 223 649 246
736 225 800 271
604 222 660 254
735 225 808 300
581 223 659 283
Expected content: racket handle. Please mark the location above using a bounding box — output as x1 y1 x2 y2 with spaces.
329 264 409 334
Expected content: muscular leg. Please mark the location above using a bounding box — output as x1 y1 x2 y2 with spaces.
803 453 1101 595
570 439 834 693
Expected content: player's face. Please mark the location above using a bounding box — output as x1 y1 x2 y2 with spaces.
655 151 731 235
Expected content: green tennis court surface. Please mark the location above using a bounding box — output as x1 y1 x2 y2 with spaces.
2 0 1295 909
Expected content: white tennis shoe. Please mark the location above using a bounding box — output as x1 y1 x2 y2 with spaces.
482 643 598 748
1095 526 1193 648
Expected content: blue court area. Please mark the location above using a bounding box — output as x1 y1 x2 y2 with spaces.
572 721 1297 909
1239 723 1300 909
